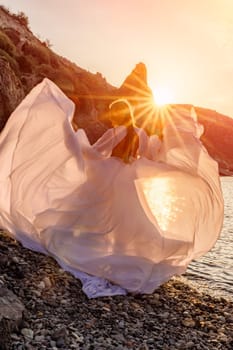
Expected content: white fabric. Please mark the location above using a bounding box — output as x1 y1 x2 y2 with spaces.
0 78 224 297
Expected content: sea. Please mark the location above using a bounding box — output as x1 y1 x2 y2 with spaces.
186 176 233 300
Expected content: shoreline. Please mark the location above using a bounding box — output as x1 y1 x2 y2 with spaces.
0 230 232 350
178 273 233 303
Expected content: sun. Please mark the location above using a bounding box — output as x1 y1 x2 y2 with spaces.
152 86 175 107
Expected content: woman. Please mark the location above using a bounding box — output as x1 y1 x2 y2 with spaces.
94 98 159 162
108 99 139 162
0 78 224 297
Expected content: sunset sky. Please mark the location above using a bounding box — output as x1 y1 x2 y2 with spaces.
1 0 233 117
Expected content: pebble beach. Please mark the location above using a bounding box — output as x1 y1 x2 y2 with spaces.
0 231 232 350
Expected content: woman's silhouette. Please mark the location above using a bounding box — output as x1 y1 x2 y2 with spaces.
109 99 139 163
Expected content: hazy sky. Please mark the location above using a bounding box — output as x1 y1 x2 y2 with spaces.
1 0 233 116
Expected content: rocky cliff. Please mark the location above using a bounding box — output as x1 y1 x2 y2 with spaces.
0 6 232 175
0 5 116 141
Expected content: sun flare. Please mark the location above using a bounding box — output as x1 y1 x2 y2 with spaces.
152 86 175 107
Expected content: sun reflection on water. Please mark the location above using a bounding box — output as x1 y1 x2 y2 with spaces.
141 176 186 233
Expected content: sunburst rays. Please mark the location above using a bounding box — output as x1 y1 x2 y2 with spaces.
69 72 194 146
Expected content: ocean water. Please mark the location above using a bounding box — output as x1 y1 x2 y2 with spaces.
186 176 233 300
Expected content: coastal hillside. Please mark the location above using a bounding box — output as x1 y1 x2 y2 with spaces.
0 5 232 175
0 6 115 141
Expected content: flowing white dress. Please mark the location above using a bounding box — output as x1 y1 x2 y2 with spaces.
0 78 224 297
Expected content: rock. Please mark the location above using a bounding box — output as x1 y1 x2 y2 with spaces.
118 62 149 96
138 344 149 350
0 286 25 349
118 320 125 328
0 286 25 323
153 293 160 300
116 63 155 133
12 256 19 263
10 333 20 340
50 340 57 348
25 344 35 350
56 337 66 348
112 333 125 343
32 289 41 297
38 281 45 290
51 326 68 341
21 328 34 340
0 57 25 131
43 276 52 288
182 317 196 327
34 334 45 342
158 311 170 319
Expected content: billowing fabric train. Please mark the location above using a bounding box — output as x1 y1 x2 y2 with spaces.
0 79 224 297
